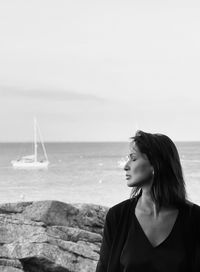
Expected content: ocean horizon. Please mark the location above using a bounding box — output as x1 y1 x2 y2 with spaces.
1 141 200 207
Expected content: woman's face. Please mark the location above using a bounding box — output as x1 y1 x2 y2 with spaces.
124 142 154 187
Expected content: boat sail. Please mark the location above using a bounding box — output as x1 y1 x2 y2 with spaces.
11 118 49 169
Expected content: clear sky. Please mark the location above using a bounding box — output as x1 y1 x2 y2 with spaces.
0 0 200 142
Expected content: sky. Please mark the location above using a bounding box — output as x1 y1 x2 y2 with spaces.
0 0 200 142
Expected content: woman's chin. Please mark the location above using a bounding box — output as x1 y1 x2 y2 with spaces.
126 177 146 187
127 177 152 188
127 178 137 187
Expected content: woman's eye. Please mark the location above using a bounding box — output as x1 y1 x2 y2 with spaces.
129 154 136 161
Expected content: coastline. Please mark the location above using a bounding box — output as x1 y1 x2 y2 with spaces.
0 200 108 272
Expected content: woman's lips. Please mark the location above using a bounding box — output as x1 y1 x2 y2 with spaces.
126 175 131 180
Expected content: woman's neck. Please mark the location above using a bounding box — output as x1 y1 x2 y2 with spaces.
137 191 159 217
137 188 177 218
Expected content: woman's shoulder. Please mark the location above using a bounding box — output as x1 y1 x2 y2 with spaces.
185 199 200 209
183 200 200 218
104 198 136 228
107 197 136 217
110 198 131 209
192 202 200 217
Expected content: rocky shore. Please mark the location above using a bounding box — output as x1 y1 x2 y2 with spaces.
0 200 108 272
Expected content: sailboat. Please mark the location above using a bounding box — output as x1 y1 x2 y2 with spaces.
11 118 49 169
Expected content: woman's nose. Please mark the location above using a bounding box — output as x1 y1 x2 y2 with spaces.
124 161 130 171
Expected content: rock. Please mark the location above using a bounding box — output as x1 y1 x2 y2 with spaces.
0 202 33 214
0 201 108 272
0 258 24 271
0 267 24 272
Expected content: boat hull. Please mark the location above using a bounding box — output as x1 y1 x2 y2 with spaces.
11 160 49 169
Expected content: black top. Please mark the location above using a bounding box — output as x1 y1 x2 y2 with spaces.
96 197 200 272
120 205 188 272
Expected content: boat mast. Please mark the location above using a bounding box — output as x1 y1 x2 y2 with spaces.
34 118 37 162
37 122 49 162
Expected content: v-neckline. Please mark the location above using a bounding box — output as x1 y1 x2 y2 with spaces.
133 205 180 249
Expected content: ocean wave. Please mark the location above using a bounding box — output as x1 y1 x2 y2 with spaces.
187 172 200 178
181 159 200 163
0 166 12 169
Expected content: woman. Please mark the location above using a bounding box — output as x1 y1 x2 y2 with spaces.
96 130 200 272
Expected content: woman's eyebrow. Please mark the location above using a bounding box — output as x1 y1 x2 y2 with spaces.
130 148 137 154
129 152 137 156
131 146 137 152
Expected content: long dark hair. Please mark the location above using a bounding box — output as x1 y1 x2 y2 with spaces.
130 130 187 208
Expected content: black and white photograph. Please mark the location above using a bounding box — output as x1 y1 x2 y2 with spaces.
0 0 200 271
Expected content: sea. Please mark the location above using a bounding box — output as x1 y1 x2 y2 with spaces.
0 142 200 207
